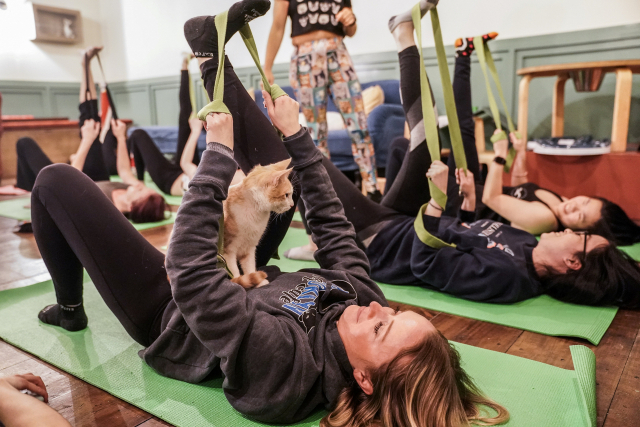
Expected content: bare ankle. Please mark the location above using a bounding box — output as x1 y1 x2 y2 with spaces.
393 22 416 51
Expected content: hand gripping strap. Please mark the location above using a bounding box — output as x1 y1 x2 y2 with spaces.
474 36 519 172
411 5 446 210
414 204 456 249
197 12 231 119
411 4 466 248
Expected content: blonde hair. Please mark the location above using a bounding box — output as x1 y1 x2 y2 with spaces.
321 331 509 427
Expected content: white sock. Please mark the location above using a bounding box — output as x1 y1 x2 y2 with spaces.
388 0 439 33
283 246 316 262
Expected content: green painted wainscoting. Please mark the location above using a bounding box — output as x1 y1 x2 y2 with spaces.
2 23 639 143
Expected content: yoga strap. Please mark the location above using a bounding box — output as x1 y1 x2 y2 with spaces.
95 53 119 120
197 13 288 121
411 4 466 249
473 36 518 172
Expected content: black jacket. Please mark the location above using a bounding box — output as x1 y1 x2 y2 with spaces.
366 212 543 304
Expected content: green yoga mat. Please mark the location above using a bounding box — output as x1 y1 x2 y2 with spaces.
110 174 183 206
270 227 619 345
0 277 596 427
0 197 176 231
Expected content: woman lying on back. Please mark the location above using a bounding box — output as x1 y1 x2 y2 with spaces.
31 2 509 425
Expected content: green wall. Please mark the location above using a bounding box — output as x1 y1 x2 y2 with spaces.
2 23 639 144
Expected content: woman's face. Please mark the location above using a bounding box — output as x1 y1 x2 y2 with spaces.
556 196 603 229
537 229 609 273
125 183 156 206
337 302 435 370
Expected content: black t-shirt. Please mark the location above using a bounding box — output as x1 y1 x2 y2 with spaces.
286 0 352 38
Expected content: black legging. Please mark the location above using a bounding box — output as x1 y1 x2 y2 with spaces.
80 100 120 176
176 69 199 166
32 56 299 347
313 51 483 237
129 70 200 195
16 137 110 192
130 129 184 195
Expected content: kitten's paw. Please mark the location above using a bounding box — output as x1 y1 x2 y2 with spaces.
231 271 268 289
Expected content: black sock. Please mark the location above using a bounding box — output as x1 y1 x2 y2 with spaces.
38 303 88 332
184 0 271 58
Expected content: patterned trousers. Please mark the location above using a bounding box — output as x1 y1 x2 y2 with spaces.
290 37 377 192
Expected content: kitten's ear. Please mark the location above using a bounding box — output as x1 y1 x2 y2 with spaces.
271 168 292 186
273 158 292 171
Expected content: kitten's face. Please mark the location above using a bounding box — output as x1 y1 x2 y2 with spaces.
244 159 295 214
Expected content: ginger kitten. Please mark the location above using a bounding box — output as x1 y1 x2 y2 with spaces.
224 159 294 288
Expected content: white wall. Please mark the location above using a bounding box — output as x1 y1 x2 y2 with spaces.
2 0 640 82
109 0 640 81
0 0 103 82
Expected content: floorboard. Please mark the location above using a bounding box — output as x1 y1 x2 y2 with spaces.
0 214 637 426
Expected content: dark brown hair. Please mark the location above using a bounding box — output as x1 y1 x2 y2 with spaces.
322 331 509 427
127 193 169 223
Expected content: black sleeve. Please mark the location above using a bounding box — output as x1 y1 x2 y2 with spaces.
459 210 475 223
343 0 352 7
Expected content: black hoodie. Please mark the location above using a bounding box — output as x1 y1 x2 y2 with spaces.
366 211 543 304
143 128 386 423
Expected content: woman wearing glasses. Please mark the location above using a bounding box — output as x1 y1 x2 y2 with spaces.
318 18 640 308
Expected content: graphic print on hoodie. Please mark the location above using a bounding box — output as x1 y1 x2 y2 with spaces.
279 275 356 333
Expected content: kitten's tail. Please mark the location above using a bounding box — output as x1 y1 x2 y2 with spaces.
231 271 269 289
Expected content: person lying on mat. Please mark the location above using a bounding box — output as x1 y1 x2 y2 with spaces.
32 2 508 425
12 47 168 224
125 54 206 197
0 373 71 427
383 31 640 247
317 15 640 308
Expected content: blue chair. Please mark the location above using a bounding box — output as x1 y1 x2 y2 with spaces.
254 80 405 173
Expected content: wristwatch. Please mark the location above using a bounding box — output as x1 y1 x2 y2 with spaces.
493 156 506 165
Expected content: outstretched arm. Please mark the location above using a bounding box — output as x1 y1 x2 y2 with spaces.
70 119 100 171
263 0 289 85
0 374 71 427
264 91 375 282
111 119 139 185
179 117 203 180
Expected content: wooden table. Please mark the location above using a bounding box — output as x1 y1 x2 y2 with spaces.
517 60 640 152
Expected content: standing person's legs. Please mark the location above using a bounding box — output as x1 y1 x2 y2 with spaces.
129 129 184 194
380 24 435 216
15 138 52 191
199 56 297 267
329 38 379 198
176 62 199 166
290 40 330 158
32 164 171 346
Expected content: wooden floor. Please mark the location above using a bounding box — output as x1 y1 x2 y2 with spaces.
0 202 639 426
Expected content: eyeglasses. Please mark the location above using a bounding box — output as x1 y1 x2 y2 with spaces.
574 231 590 260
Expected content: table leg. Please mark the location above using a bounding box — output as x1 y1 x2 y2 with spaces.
552 74 569 137
611 68 632 152
517 74 532 142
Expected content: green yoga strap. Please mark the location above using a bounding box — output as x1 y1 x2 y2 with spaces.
197 13 287 121
473 35 519 172
411 4 466 249
188 70 197 120
194 10 289 276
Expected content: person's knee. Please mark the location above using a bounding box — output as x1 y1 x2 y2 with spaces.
129 129 152 145
34 163 82 190
16 137 39 156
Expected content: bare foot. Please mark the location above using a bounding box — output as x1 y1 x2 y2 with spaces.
392 21 416 51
